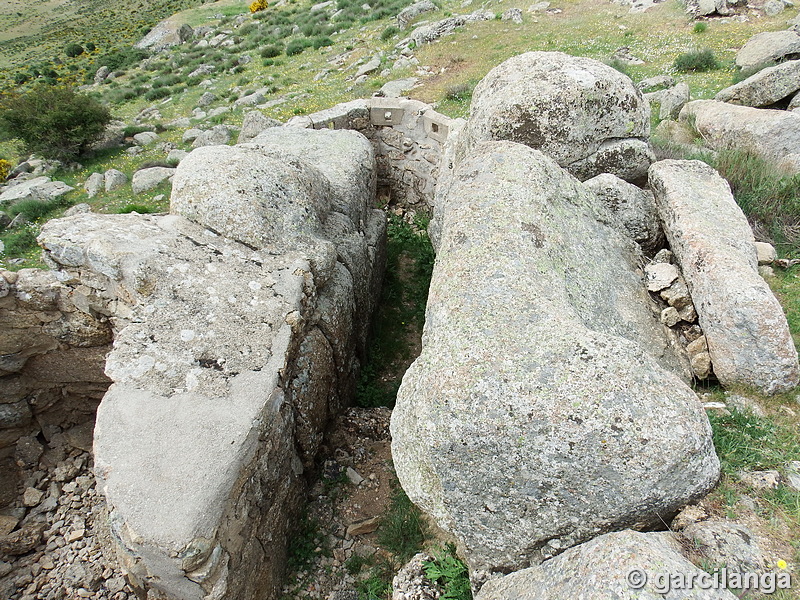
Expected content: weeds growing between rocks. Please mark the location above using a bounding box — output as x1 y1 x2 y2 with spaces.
355 214 434 408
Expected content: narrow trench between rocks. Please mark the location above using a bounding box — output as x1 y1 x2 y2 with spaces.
0 206 437 600
279 208 437 600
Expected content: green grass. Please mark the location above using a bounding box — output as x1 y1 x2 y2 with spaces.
355 214 434 408
706 150 800 256
2 227 38 256
0 0 207 89
708 406 800 522
774 266 800 350
377 484 429 563
345 482 429 600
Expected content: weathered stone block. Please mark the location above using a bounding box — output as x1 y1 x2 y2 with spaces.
391 142 717 578
649 159 799 394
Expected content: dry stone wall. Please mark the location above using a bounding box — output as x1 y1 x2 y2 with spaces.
0 269 111 450
9 127 387 600
286 98 462 209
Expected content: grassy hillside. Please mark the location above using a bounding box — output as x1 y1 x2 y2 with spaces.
0 0 210 87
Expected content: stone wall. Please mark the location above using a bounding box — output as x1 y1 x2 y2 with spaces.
2 128 386 600
0 269 111 452
286 98 463 209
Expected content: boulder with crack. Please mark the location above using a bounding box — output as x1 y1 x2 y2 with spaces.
391 141 718 580
460 51 654 181
36 128 386 600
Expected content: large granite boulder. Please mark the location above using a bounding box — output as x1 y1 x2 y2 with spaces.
649 160 799 395
583 173 664 254
37 127 386 600
131 166 175 194
391 141 718 578
0 177 73 207
172 145 330 251
475 530 739 600
715 60 800 107
679 100 800 164
735 30 800 73
135 18 193 51
237 111 281 144
462 51 653 181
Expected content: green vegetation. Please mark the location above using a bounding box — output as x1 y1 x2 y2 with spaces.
286 510 326 573
381 25 400 40
693 21 708 34
672 48 720 73
3 227 38 257
355 215 434 408
423 544 473 600
64 42 85 58
378 485 429 562
606 58 631 77
0 85 111 160
348 482 430 600
706 150 800 256
709 404 800 523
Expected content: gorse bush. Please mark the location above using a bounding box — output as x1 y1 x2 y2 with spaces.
286 38 312 55
0 159 10 182
260 44 283 58
312 36 333 49
673 48 720 72
381 25 400 40
692 21 708 33
0 85 112 160
97 47 148 71
250 0 269 12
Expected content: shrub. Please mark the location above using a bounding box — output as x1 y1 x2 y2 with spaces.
673 48 720 72
0 159 10 182
381 25 400 40
0 85 112 161
693 21 708 33
286 39 311 55
606 58 631 77
312 36 333 49
84 42 96 52
261 44 283 58
250 0 269 12
144 87 172 101
12 72 28 85
97 48 148 71
65 43 84 58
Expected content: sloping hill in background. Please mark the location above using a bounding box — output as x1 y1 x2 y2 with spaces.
0 0 211 80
